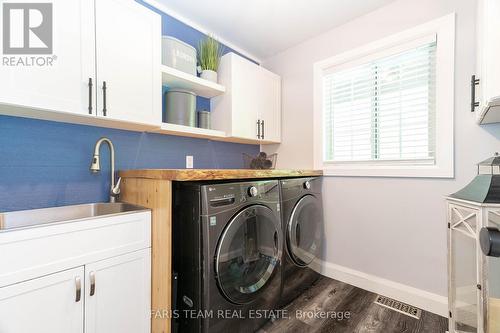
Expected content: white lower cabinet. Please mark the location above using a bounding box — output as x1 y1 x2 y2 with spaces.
0 211 151 333
0 267 85 333
85 249 151 333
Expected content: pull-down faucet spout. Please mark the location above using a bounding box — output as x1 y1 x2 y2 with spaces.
90 137 121 203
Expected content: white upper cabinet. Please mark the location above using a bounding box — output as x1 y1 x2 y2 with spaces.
95 0 161 125
211 53 282 144
0 0 161 128
475 0 500 124
0 0 95 116
0 267 85 333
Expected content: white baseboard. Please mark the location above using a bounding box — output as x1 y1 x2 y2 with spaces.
310 259 448 317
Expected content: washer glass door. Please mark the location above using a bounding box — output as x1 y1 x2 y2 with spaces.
215 204 280 304
287 194 322 266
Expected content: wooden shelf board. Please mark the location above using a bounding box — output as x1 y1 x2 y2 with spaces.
161 65 225 98
153 123 279 145
154 122 226 140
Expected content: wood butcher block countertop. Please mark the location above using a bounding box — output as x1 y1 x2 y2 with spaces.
119 169 322 181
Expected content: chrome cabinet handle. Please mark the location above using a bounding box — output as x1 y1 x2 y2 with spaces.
471 75 480 112
102 81 107 116
89 271 96 296
261 120 265 140
75 276 82 302
257 119 261 139
88 78 93 115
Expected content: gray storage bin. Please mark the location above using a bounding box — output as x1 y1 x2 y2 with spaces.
162 36 197 76
197 111 211 129
165 89 196 127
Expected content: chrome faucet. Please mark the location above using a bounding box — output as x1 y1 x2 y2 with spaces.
89 137 121 203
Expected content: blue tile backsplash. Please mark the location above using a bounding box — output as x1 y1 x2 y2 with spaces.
0 116 258 212
0 4 260 212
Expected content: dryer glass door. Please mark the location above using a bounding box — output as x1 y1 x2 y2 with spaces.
215 204 280 305
287 194 322 266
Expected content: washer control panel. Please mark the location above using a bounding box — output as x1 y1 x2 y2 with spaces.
203 180 279 213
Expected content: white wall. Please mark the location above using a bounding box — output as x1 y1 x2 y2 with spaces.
263 0 500 315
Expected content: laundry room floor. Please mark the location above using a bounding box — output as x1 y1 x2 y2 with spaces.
258 276 448 333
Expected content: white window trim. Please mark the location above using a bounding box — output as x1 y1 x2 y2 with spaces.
313 13 455 178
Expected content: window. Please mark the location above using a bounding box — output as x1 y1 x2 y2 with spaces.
313 14 455 177
324 39 436 163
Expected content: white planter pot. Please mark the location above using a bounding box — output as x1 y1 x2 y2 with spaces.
201 70 218 83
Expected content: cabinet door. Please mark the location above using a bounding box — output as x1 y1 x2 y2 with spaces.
85 249 151 333
231 55 261 140
212 53 281 142
258 69 281 143
477 0 500 122
95 0 161 125
0 267 84 333
0 0 95 116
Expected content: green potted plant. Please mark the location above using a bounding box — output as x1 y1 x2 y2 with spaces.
198 35 223 83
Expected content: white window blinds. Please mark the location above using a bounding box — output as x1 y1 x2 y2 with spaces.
323 38 437 163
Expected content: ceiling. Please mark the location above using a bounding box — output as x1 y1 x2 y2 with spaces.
151 0 396 61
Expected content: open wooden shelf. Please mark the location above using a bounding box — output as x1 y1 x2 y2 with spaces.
161 65 225 98
153 122 227 141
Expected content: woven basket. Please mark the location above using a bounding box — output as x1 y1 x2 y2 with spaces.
242 152 277 169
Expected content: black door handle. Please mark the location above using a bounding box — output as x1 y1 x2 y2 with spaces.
261 120 265 140
257 119 261 139
471 75 480 112
102 81 107 116
88 78 93 114
273 231 278 255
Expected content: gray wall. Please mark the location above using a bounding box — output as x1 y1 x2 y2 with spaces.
263 0 500 298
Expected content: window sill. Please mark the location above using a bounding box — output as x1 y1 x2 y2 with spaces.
320 163 454 178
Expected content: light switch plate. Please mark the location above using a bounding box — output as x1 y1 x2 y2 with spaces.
186 155 193 169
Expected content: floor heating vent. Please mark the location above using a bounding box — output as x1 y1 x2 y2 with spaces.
374 295 422 319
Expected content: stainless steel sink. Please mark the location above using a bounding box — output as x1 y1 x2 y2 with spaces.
0 202 148 232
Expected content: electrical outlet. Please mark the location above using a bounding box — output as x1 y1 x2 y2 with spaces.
186 155 194 169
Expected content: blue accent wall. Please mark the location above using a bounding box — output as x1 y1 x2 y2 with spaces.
0 5 260 212
0 116 259 212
